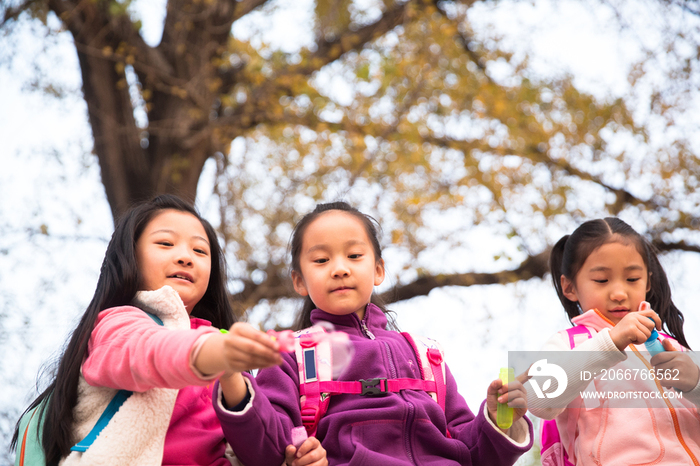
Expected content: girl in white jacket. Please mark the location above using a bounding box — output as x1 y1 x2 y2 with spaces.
528 217 700 465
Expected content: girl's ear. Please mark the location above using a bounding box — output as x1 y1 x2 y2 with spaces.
561 275 579 302
292 270 309 296
374 259 385 286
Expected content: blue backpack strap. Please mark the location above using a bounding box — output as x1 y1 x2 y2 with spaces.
70 309 164 452
143 311 164 326
70 389 133 452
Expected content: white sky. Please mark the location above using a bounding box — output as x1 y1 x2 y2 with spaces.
2 1 700 462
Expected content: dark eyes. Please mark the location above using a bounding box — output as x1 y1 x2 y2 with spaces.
592 278 641 283
312 254 362 263
156 241 208 255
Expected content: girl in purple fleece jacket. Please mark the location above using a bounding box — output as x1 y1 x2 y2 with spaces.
215 202 534 466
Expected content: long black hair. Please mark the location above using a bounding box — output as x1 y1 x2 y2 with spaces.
550 217 690 349
289 201 397 331
11 194 235 463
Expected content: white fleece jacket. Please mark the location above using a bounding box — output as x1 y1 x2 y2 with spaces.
62 286 191 466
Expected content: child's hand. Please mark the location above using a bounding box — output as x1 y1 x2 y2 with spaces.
220 322 284 373
196 322 283 377
196 323 282 408
486 373 528 433
284 437 328 466
609 307 661 351
650 339 700 392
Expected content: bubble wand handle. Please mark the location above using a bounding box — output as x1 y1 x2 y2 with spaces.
497 367 514 429
644 324 665 357
266 329 296 352
640 302 665 357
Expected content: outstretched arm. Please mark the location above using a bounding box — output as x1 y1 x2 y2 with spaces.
195 322 283 405
83 306 221 391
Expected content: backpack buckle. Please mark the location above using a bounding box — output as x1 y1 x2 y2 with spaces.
427 348 443 365
300 405 320 431
360 378 387 396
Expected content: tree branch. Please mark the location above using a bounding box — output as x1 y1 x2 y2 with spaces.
379 250 551 303
232 0 270 21
434 0 491 75
230 266 295 309
230 250 552 308
421 133 688 219
666 0 700 16
226 0 420 96
290 0 410 77
653 240 700 254
1 0 35 26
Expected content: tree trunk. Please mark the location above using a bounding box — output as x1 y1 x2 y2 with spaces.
48 0 237 221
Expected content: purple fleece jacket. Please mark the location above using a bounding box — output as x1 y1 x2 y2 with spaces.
215 304 533 465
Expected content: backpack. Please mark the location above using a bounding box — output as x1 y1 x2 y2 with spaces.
539 326 590 466
292 325 449 437
539 324 682 466
15 312 164 466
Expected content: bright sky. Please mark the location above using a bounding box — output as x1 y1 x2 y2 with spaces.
2 1 700 462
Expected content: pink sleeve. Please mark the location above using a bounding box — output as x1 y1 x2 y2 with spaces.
82 306 220 391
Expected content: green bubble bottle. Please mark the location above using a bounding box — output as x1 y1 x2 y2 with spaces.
497 367 514 429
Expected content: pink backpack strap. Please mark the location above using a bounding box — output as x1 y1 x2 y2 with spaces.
401 332 447 411
294 326 332 437
299 378 438 396
295 327 450 438
297 332 445 403
540 325 593 466
401 332 451 438
565 325 592 348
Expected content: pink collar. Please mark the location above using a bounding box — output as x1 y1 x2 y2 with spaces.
189 317 212 329
571 308 615 332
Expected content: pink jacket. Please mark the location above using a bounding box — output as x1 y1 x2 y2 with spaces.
529 309 700 465
75 286 230 466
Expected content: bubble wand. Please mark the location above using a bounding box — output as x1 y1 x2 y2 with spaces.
222 323 355 448
497 367 514 429
639 302 665 357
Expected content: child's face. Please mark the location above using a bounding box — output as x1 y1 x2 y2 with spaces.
292 210 385 320
561 240 650 325
136 209 211 313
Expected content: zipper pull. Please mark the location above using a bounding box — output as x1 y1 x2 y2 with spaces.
361 320 376 340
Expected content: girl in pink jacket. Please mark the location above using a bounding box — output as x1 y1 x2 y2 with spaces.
12 195 283 466
529 218 700 465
